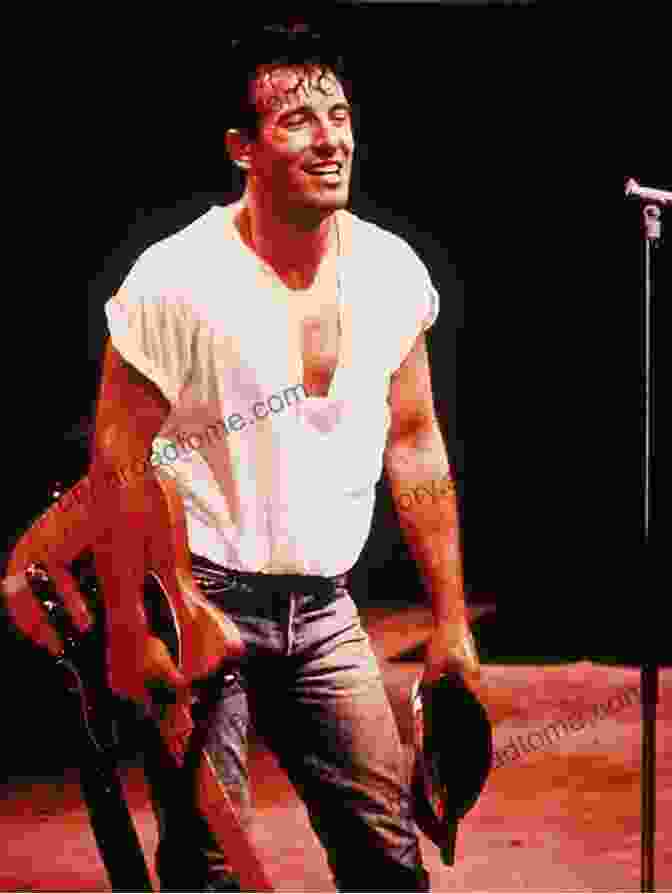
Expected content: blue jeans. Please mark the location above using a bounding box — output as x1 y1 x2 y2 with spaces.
144 556 430 892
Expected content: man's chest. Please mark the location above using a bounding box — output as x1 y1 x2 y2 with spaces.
193 258 403 403
291 297 341 399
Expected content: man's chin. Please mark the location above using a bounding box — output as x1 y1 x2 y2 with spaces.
273 184 350 225
304 189 350 214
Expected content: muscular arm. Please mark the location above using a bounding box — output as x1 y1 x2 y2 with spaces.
383 333 478 684
1 342 164 661
4 340 242 704
90 339 177 703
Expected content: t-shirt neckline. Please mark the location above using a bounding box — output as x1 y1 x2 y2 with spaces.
215 201 346 402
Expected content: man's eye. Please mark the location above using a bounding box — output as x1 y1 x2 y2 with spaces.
283 112 349 128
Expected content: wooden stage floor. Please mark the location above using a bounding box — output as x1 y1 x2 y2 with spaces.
1 602 670 892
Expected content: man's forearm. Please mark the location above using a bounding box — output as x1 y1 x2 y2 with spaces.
89 452 154 642
384 424 466 628
90 343 171 653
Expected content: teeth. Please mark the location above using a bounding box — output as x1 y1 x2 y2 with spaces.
309 166 340 174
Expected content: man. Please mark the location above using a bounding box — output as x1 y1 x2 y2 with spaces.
5 25 479 892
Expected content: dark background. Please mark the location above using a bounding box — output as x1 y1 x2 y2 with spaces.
0 4 664 774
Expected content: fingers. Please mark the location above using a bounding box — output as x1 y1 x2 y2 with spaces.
1 573 64 657
142 635 186 687
46 565 94 634
461 628 481 676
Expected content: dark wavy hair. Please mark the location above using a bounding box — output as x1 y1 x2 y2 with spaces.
227 23 351 141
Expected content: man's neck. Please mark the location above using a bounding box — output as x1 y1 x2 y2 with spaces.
240 188 336 291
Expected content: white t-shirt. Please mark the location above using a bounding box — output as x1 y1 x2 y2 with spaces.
105 200 439 577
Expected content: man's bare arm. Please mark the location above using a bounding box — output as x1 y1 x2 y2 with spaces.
2 337 170 665
383 332 478 684
90 339 181 704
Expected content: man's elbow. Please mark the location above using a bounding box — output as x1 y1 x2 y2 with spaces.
93 421 151 472
385 415 439 458
92 344 170 471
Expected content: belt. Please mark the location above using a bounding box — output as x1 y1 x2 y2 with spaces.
190 553 349 614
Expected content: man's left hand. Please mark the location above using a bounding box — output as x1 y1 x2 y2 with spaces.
422 618 481 692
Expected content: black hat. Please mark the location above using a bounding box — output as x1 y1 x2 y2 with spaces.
410 673 493 866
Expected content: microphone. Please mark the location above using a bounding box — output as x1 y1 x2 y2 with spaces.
625 177 672 207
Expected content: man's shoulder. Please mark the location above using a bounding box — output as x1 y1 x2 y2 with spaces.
112 204 241 312
135 204 234 268
340 208 426 273
342 207 412 249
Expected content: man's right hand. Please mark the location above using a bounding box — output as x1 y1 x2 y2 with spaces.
2 489 95 658
2 561 92 658
1 488 186 710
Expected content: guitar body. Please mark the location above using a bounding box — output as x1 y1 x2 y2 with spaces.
7 471 274 892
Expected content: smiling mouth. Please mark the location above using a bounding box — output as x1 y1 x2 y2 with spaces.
305 164 343 176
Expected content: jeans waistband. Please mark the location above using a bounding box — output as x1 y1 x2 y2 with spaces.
190 553 348 607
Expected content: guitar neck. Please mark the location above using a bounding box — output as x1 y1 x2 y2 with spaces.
8 469 272 893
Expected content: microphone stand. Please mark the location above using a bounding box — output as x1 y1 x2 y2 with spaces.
625 177 669 893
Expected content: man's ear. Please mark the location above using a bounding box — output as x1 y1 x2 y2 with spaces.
226 128 253 172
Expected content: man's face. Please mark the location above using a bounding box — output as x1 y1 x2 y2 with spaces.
246 65 355 215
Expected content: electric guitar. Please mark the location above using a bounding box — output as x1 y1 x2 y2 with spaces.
2 471 275 892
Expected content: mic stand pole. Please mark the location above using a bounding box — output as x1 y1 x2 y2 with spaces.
625 177 667 893
640 203 657 894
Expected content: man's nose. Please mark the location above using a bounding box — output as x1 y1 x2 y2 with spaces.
313 120 345 151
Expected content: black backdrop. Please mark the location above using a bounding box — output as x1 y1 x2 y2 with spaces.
1 4 664 774
5 4 543 585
